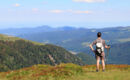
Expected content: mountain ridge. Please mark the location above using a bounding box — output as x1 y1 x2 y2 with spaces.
0 34 85 72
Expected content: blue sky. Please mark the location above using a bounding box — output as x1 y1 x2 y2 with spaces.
0 0 130 28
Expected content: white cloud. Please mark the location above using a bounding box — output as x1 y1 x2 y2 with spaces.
73 0 106 3
14 3 20 7
73 10 92 14
49 10 64 13
67 9 92 14
49 9 92 14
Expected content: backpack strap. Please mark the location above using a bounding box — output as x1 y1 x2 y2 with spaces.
100 39 103 43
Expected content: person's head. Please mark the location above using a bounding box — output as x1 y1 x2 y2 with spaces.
97 32 102 38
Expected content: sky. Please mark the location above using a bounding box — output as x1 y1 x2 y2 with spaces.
0 0 130 29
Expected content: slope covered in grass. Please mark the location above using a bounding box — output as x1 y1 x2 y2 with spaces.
0 34 84 72
0 34 44 45
0 64 129 80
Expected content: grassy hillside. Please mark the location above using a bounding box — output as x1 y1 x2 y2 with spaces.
0 34 84 72
0 64 129 80
0 34 44 45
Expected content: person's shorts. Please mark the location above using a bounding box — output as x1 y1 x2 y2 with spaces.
94 50 105 59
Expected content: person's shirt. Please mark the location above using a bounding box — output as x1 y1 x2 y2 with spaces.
91 38 107 51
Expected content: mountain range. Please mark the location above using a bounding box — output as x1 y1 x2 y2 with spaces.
0 26 130 64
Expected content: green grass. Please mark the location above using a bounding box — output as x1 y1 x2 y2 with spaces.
0 34 20 41
71 65 130 80
70 70 130 80
0 34 44 45
0 64 129 80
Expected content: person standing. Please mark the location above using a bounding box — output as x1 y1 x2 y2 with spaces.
89 32 110 72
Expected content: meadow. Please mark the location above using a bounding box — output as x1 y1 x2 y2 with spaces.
0 63 129 80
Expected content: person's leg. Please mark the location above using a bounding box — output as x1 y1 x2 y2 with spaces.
101 56 105 71
96 56 100 71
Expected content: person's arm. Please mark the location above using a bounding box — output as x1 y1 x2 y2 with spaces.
89 44 95 51
105 45 110 49
104 41 110 49
89 40 96 52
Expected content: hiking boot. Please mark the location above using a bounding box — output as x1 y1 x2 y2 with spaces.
96 69 99 72
102 70 105 72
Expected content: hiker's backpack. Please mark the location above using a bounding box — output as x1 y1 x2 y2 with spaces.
96 39 104 56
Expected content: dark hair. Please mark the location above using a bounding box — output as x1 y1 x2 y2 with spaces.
97 32 101 37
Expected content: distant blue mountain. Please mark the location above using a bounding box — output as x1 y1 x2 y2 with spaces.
57 26 78 31
0 25 80 36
